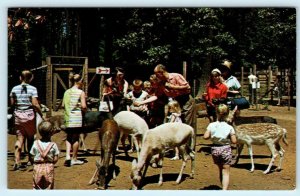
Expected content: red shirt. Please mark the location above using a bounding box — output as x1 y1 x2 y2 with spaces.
204 82 228 106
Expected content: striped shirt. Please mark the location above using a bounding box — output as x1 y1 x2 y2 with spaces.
63 87 83 128
10 83 38 110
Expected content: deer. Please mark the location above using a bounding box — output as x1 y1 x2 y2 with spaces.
130 122 195 190
113 110 149 158
227 106 288 174
88 119 120 189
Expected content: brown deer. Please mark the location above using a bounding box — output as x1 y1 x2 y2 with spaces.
88 119 120 189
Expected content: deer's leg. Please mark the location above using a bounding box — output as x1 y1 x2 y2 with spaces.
275 143 285 171
247 144 255 172
264 142 277 174
132 135 140 158
176 146 187 184
158 157 164 186
234 143 244 165
112 152 117 180
88 165 99 185
80 133 88 151
190 149 195 179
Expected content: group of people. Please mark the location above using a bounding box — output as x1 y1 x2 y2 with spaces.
9 59 241 190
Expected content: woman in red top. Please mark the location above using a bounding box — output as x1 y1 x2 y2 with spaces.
203 68 228 121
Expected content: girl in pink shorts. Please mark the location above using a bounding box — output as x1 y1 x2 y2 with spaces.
203 104 237 190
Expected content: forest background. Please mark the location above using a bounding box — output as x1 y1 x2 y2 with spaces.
7 8 296 98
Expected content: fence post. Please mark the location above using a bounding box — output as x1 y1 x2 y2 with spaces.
84 57 89 96
268 66 273 101
46 57 52 117
241 66 244 95
183 61 187 79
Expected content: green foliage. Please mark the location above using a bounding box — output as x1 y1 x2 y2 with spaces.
7 8 296 79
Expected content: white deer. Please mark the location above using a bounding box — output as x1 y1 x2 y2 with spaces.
113 111 149 157
130 122 195 190
228 107 288 174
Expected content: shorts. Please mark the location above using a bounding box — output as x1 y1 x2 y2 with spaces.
64 127 82 144
33 163 54 189
14 109 36 138
211 145 232 165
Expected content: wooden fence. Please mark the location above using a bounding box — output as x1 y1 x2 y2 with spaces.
235 65 296 107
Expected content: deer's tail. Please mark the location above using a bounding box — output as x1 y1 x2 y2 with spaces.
282 128 288 146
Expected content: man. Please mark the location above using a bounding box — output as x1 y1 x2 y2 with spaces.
220 60 241 98
154 64 196 132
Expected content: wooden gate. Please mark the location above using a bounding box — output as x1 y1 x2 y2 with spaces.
45 56 88 117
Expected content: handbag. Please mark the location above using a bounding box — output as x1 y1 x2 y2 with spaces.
99 96 113 112
228 96 250 110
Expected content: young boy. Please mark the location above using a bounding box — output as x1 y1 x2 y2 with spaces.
126 79 149 119
30 121 59 189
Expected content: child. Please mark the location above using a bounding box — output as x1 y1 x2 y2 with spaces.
143 80 151 94
30 121 59 189
126 79 149 119
167 100 182 160
203 104 237 190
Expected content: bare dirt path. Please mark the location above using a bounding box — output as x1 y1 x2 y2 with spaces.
7 105 296 191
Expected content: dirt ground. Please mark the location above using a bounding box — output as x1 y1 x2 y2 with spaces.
6 105 297 191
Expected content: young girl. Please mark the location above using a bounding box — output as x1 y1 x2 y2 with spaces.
62 73 87 166
203 104 237 190
203 68 228 121
167 100 182 161
30 121 59 189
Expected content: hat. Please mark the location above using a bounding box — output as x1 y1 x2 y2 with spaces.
222 60 233 70
211 68 221 75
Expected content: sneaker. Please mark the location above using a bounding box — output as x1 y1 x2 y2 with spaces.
64 159 71 167
170 156 180 161
71 159 84 166
13 163 20 171
18 164 27 171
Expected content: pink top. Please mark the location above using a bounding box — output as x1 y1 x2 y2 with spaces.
161 73 191 97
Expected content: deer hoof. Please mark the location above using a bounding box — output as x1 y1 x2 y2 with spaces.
263 170 269 174
97 186 105 190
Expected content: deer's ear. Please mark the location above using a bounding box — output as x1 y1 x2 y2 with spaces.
233 105 238 113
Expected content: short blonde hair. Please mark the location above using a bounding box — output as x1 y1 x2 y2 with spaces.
216 104 229 122
143 81 151 89
168 100 181 114
133 79 143 88
154 64 166 73
38 121 54 137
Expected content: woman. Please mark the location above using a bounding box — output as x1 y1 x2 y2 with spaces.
220 60 241 98
10 70 45 170
102 67 128 114
203 68 228 121
62 73 87 167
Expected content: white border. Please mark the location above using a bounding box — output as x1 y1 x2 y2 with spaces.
1 1 299 196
